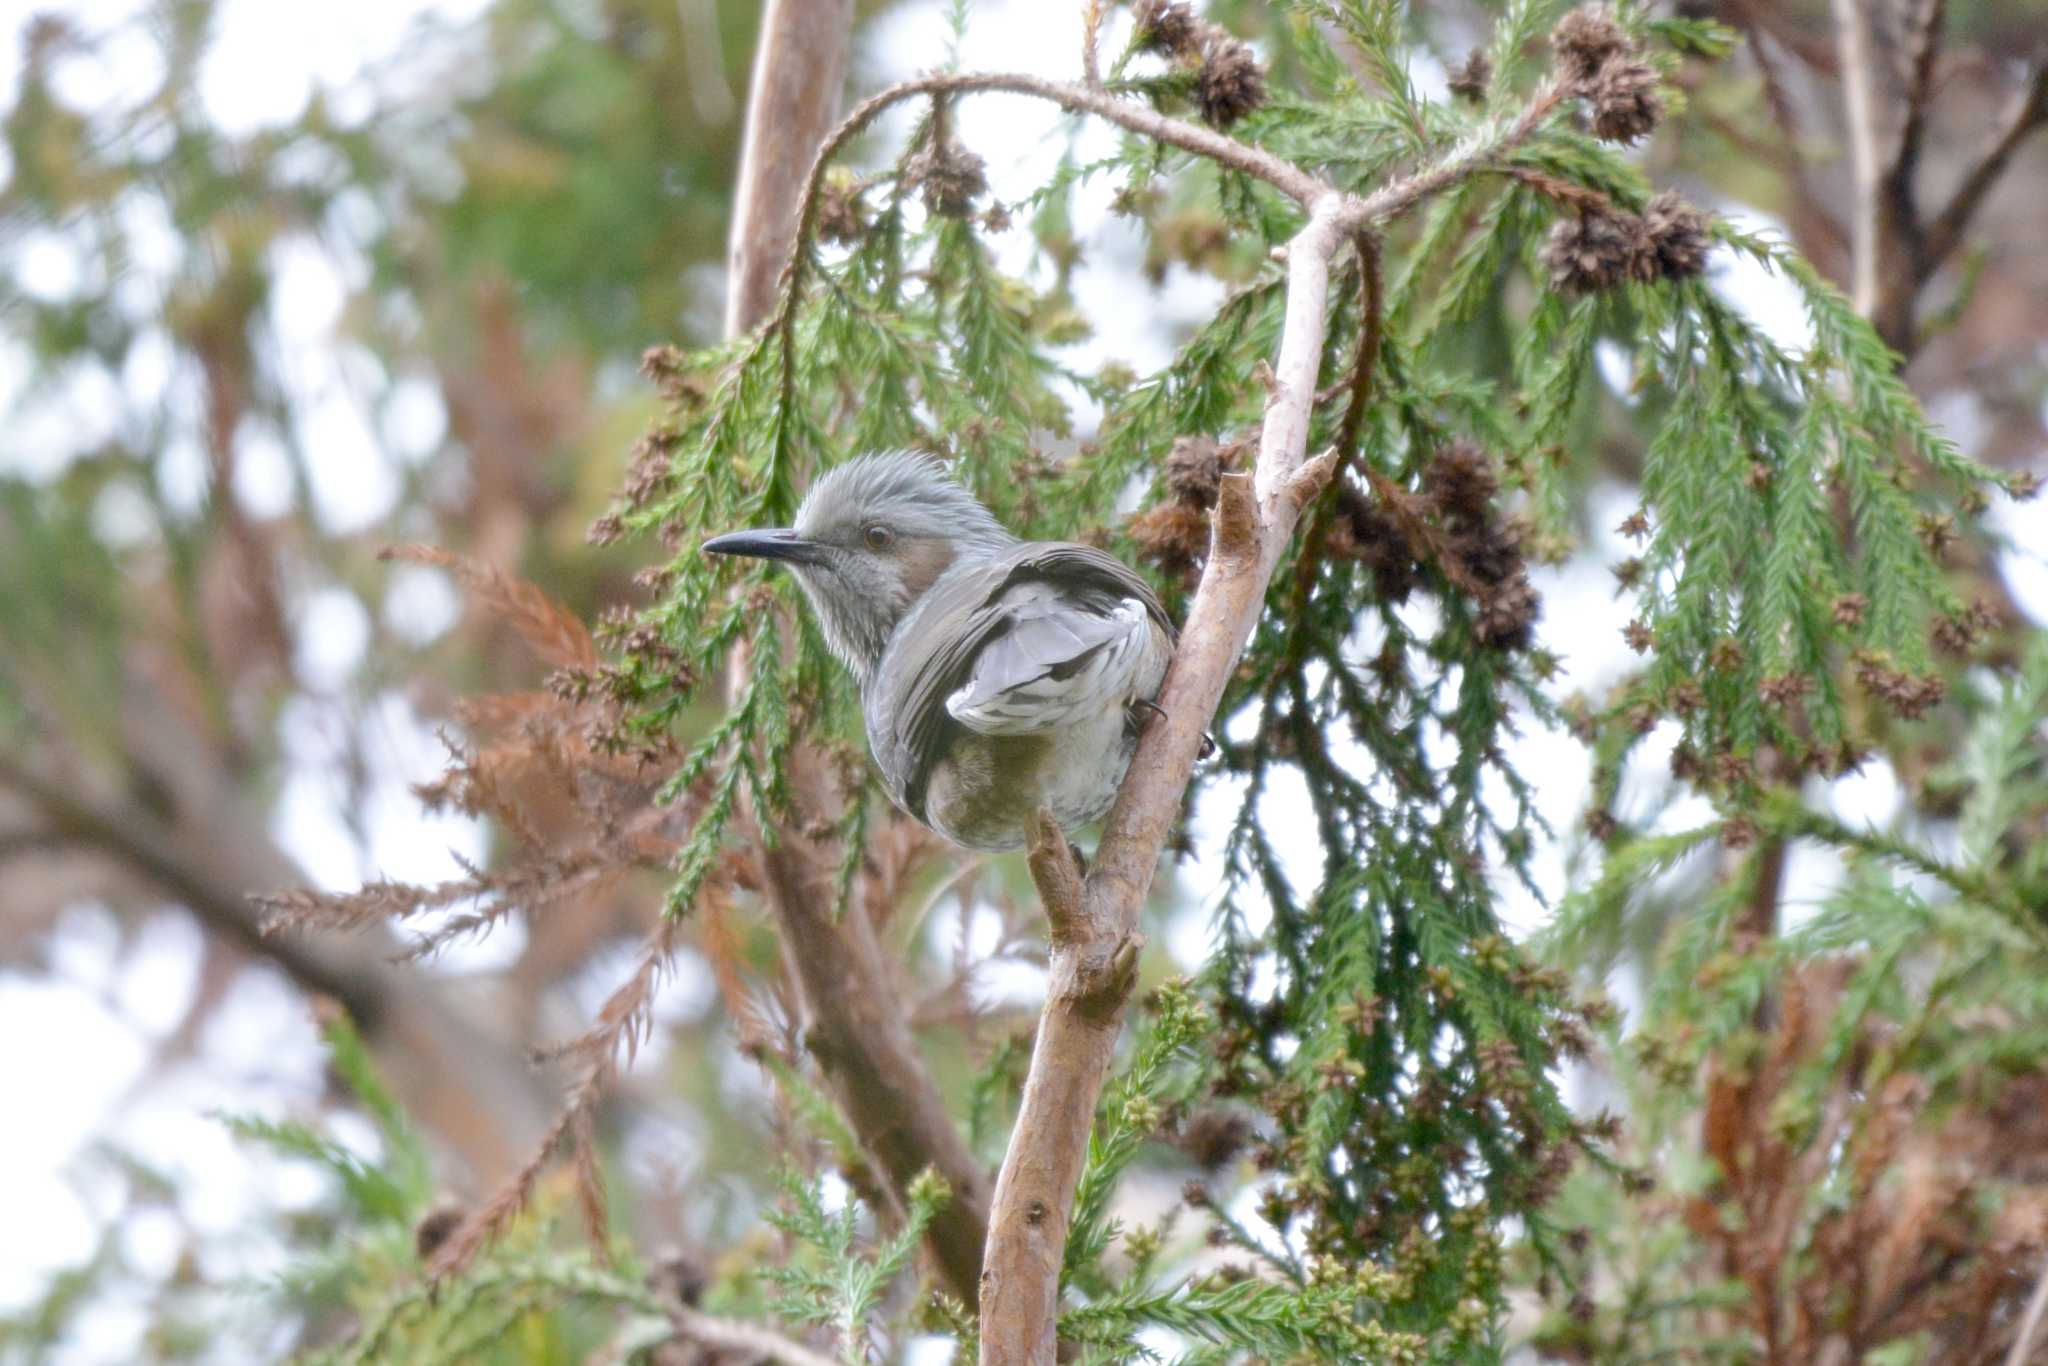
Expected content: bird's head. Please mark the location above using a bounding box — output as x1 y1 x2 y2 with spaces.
701 452 1014 683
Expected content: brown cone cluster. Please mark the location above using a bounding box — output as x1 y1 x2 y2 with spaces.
1131 0 1199 55
1129 435 1248 587
1642 190 1714 275
1127 1 1267 129
1541 190 1715 295
1326 443 1541 651
816 168 871 244
1552 6 1664 145
1584 54 1663 143
1551 6 1630 81
1447 49 1492 103
905 131 988 219
1852 650 1947 720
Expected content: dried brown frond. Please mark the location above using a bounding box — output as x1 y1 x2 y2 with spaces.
426 1067 597 1282
1678 957 2048 1360
429 912 693 1282
571 1105 612 1265
381 543 598 672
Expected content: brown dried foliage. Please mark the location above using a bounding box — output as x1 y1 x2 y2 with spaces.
380 544 598 673
259 549 764 1280
1128 435 1250 588
1666 959 2048 1361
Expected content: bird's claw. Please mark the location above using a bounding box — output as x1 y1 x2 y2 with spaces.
1128 699 1217 761
1128 698 1169 727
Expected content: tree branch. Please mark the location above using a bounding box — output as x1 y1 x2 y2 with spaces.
0 755 377 1016
978 196 1349 1365
725 0 856 336
0 752 553 1179
1919 64 2048 280
670 1306 843 1366
756 759 994 1308
1888 0 1945 193
1830 0 1886 321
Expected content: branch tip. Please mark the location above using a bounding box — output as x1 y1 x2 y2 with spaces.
1213 471 1258 558
1026 807 1086 944
1284 447 1341 512
1064 931 1145 1019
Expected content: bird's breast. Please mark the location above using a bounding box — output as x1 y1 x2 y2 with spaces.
920 704 1140 852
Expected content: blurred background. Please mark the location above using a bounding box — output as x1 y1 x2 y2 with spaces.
2 0 2044 1360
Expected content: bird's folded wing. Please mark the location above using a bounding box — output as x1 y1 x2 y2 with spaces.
870 542 1173 820
941 596 1130 725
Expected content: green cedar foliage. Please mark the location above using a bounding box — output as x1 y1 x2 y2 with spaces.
69 1 2032 1361
570 0 2031 1359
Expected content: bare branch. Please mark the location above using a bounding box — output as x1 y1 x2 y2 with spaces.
1025 808 1084 945
978 194 1353 1365
1888 0 1946 189
1919 64 2048 278
0 753 553 1178
2007 1247 2048 1366
758 766 994 1307
0 754 382 1019
725 0 857 336
1080 0 1104 90
670 1308 843 1366
1830 0 1885 318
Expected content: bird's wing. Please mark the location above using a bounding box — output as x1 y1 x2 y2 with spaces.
869 542 1174 822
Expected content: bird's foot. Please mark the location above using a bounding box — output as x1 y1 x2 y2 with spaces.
1127 699 1217 760
1127 698 1169 728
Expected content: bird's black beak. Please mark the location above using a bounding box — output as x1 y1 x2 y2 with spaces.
701 527 823 565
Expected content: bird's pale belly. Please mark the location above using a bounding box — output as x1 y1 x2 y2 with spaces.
922 706 1137 852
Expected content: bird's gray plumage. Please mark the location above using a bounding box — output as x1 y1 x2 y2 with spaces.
702 453 1175 852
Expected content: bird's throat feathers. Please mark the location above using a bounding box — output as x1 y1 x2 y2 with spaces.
796 537 963 685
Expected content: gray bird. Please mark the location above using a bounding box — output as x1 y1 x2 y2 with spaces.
702 452 1176 852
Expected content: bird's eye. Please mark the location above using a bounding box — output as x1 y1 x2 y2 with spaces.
863 524 894 550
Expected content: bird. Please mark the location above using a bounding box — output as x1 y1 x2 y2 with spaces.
701 452 1177 853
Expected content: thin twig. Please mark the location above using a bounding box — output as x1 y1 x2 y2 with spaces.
1080 0 1104 90
1888 0 1946 190
671 1308 843 1366
2007 1247 2048 1366
1920 64 2048 278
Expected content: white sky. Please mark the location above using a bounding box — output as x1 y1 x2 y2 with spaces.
2 1 2045 1360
